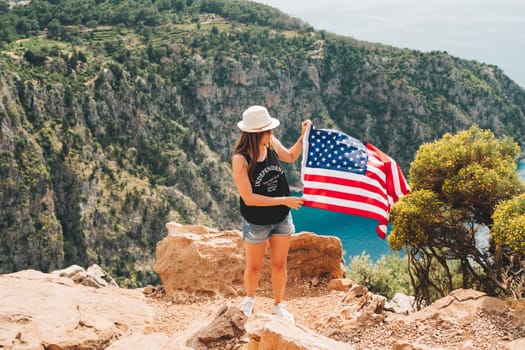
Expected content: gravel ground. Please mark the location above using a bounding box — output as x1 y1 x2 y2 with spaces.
145 284 525 350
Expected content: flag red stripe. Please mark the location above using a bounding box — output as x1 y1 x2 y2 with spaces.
302 187 389 211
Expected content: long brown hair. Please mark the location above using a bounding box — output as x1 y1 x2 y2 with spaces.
233 131 266 181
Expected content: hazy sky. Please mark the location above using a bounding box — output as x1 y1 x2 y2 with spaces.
255 0 525 88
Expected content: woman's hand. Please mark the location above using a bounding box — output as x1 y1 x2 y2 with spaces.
300 119 312 140
273 119 312 163
284 196 305 210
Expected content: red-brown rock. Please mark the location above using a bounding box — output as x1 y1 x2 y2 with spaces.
154 222 346 298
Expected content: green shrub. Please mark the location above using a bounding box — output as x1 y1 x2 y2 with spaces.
346 253 413 299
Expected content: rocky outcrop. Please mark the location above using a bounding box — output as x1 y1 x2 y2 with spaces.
2 0 525 287
385 289 525 350
0 268 357 350
154 222 346 298
154 223 245 298
0 270 158 350
0 225 361 350
1 263 524 349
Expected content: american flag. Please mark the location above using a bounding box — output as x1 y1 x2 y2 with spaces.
301 126 410 239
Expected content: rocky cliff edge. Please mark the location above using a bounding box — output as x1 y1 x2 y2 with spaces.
1 223 524 350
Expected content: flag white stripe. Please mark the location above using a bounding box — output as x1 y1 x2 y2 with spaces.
389 161 403 201
366 163 387 183
302 180 388 205
303 167 385 188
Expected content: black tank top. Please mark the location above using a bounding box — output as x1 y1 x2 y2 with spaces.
240 149 290 225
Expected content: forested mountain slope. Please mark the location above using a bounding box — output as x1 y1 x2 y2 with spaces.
1 0 524 286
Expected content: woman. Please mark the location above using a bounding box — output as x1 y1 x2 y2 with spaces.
231 105 311 323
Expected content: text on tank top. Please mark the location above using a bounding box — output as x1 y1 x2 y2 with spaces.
239 149 290 225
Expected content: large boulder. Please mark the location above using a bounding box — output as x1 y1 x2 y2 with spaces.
154 222 345 298
0 270 157 349
246 314 355 350
154 223 246 298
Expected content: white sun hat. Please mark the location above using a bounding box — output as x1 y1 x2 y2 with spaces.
237 105 280 133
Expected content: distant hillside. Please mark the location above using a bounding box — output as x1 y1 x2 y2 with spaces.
1 0 524 286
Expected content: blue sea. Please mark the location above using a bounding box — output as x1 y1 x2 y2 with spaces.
519 158 525 182
293 159 525 263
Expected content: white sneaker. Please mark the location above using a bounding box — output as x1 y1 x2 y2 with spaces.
240 296 254 317
272 302 295 323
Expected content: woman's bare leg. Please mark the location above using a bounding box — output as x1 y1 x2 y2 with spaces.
268 235 291 304
244 241 266 296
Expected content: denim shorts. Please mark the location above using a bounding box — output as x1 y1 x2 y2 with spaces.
242 212 295 243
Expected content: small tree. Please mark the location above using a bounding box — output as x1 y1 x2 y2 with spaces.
388 126 524 307
47 18 64 40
